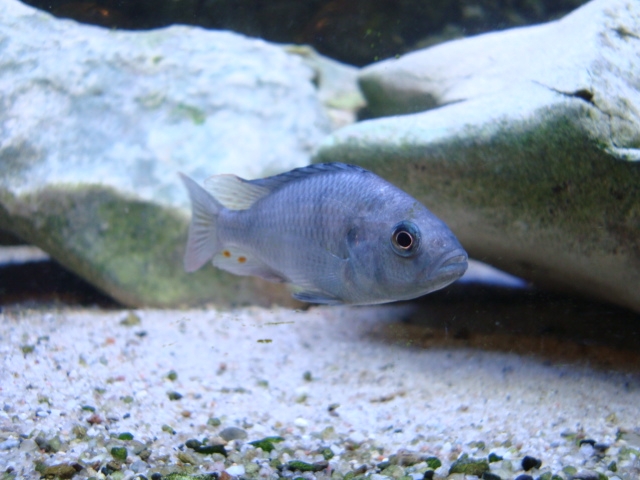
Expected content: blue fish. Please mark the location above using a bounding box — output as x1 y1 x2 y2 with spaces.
180 163 467 305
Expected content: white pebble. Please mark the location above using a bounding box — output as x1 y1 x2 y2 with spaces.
294 417 308 427
226 464 246 476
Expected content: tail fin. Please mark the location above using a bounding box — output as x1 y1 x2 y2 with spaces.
179 173 223 272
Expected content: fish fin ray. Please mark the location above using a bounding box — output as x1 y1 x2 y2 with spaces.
292 290 344 305
213 247 288 282
179 173 223 272
204 174 270 210
250 163 369 192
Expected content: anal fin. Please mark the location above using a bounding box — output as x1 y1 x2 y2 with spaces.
213 247 288 283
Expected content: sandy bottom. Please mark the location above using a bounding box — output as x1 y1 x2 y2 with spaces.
1 305 639 479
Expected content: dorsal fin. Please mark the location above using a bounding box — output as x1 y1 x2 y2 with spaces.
250 163 369 192
204 174 271 210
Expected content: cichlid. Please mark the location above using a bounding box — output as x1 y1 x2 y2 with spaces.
180 163 467 305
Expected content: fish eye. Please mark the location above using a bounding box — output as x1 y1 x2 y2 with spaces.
390 221 421 257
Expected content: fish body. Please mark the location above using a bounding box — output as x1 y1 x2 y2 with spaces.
180 163 467 305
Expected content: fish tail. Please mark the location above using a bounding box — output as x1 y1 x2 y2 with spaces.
179 173 223 272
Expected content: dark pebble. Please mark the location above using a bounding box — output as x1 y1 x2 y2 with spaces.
593 443 609 453
422 471 434 480
521 455 542 471
579 439 596 447
167 391 182 401
194 444 226 455
151 473 163 480
488 452 503 463
514 475 533 480
482 473 502 480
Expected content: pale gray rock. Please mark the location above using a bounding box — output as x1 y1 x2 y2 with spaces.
0 0 331 307
316 0 640 312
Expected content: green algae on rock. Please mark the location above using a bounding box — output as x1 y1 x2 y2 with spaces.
0 185 299 308
448 453 490 476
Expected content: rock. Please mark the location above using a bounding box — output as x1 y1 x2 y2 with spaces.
219 426 248 441
448 453 490 476
0 0 331 307
315 0 640 312
284 45 365 130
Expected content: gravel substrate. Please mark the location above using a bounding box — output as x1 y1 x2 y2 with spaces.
1 305 639 480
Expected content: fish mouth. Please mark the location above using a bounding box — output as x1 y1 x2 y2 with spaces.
426 249 469 288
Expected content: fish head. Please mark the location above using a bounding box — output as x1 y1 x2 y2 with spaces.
346 201 468 304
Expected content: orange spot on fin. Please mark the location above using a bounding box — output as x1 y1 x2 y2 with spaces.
222 250 231 258
237 256 247 263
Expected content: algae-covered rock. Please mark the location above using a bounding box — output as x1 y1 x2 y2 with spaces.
448 453 490 476
0 0 331 307
316 0 640 312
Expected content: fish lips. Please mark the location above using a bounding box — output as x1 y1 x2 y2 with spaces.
424 249 469 291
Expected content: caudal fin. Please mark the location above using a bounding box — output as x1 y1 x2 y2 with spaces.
179 173 223 272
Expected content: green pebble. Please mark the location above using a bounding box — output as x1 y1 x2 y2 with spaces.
288 460 327 472
249 436 285 453
488 452 503 463
47 437 62 453
121 395 134 404
111 446 128 461
21 345 35 354
72 425 87 439
41 464 77 478
608 460 617 472
380 464 405 478
207 417 221 427
424 457 442 470
81 405 96 412
321 447 334 460
161 424 176 434
117 432 133 441
303 371 313 381
120 312 141 326
448 453 489 476
562 465 577 476
167 370 178 381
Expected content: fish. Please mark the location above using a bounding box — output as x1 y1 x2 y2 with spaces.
179 163 468 305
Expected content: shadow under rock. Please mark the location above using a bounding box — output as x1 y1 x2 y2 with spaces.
371 282 640 372
0 259 122 310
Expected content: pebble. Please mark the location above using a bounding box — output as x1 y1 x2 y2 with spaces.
220 427 248 441
0 438 19 450
521 455 542 471
226 464 245 476
294 417 308 427
130 460 148 473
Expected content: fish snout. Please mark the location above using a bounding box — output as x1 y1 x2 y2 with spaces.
429 248 469 280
